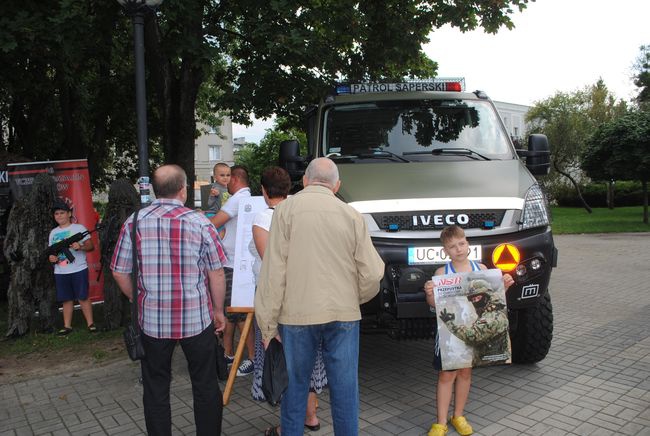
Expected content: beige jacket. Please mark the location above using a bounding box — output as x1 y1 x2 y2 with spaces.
255 185 385 341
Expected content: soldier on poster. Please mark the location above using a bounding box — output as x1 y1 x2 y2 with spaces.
433 268 511 370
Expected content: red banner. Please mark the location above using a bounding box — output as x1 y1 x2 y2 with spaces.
8 159 104 302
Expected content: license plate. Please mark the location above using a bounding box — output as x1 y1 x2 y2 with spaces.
407 245 482 265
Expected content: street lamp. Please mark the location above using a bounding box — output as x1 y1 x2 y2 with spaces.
116 0 164 206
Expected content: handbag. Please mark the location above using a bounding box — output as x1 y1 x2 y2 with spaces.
123 323 145 361
261 337 288 406
123 208 146 361
215 334 228 381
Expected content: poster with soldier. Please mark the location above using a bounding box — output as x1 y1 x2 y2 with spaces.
433 269 511 370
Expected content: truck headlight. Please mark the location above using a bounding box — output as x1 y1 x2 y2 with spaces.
520 184 550 230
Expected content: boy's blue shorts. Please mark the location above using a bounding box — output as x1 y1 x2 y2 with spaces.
55 268 89 302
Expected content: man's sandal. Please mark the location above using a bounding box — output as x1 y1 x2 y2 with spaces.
87 324 98 333
264 426 280 436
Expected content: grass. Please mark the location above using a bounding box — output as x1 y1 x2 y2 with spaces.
551 206 649 234
0 301 123 360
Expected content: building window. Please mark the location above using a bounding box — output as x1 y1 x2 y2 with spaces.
209 145 222 161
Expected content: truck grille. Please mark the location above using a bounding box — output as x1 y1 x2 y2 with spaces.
372 210 505 231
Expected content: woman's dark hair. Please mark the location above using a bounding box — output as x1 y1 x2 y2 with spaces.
260 166 291 199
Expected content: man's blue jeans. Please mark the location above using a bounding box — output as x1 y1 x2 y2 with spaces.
279 321 360 436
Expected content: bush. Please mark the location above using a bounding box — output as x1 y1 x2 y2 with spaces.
552 181 645 207
93 201 107 218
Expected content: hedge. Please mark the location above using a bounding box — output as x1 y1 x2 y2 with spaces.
552 181 645 207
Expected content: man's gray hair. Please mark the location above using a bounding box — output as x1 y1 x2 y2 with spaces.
304 157 339 189
152 164 187 198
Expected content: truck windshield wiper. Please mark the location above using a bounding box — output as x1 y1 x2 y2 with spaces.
403 147 490 161
357 150 410 162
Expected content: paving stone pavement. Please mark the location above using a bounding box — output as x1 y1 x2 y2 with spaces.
1 233 650 436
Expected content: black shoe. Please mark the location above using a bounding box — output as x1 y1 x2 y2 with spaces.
57 327 73 336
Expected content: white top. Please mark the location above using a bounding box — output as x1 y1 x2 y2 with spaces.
220 187 251 268
248 207 274 282
48 223 90 274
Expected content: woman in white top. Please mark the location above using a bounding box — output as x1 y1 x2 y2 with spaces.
250 167 327 435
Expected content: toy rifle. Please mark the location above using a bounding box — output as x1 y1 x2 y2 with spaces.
45 224 103 263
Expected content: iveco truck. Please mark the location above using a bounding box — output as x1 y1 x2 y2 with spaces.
279 78 557 363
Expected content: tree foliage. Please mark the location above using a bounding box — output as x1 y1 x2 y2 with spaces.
0 1 150 189
582 110 650 223
633 44 650 109
525 80 627 211
1 0 533 197
235 123 307 195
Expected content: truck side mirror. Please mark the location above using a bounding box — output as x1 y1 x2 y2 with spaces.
279 140 305 181
524 134 550 176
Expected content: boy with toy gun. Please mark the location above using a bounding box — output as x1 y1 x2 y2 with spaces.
47 198 99 335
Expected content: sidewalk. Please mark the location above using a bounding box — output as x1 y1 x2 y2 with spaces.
1 233 650 435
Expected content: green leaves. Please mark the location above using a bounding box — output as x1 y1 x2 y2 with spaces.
583 110 650 183
1 0 532 194
235 121 307 194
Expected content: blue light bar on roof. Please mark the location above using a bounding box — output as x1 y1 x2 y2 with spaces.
335 78 465 95
335 84 351 94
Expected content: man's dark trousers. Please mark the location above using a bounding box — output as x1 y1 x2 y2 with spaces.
141 324 222 435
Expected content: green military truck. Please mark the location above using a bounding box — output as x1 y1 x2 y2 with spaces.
279 78 557 363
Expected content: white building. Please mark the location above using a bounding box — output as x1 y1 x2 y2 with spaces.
233 136 246 156
194 118 235 182
493 101 530 146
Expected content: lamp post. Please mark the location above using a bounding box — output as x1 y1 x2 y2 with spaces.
116 0 163 206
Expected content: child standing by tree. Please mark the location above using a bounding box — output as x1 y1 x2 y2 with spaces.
424 225 514 436
48 198 96 335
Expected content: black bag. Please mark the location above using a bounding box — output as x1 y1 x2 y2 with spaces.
261 338 288 406
215 334 228 381
123 208 145 361
123 324 146 361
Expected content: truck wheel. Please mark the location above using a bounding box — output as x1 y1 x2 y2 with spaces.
511 292 553 364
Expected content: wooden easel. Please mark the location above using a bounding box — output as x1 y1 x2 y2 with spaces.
222 306 255 406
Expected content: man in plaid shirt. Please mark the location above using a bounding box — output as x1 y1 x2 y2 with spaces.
111 164 226 436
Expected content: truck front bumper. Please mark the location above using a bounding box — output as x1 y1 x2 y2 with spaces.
362 226 557 319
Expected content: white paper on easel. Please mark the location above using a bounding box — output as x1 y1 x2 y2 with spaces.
230 196 267 307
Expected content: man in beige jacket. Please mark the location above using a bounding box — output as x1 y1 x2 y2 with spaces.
255 157 384 436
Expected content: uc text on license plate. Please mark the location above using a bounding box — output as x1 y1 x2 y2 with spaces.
407 245 482 265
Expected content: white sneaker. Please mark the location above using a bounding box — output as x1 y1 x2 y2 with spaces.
236 359 254 376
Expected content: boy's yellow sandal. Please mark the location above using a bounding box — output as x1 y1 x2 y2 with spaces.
427 423 448 436
450 415 473 435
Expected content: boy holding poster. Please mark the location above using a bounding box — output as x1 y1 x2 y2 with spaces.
424 225 514 436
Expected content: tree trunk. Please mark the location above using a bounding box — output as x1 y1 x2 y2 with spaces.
9 98 32 157
88 7 118 188
145 4 206 207
57 70 85 159
606 180 615 209
553 160 592 213
643 180 648 224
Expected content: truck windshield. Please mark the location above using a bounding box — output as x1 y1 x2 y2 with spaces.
323 99 513 161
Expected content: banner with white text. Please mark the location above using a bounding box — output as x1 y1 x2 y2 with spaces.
8 159 103 302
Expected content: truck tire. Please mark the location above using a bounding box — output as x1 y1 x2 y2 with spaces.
511 292 553 364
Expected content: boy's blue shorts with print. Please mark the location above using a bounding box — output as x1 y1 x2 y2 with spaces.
55 268 89 302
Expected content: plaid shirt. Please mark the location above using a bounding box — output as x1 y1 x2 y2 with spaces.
110 198 226 339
